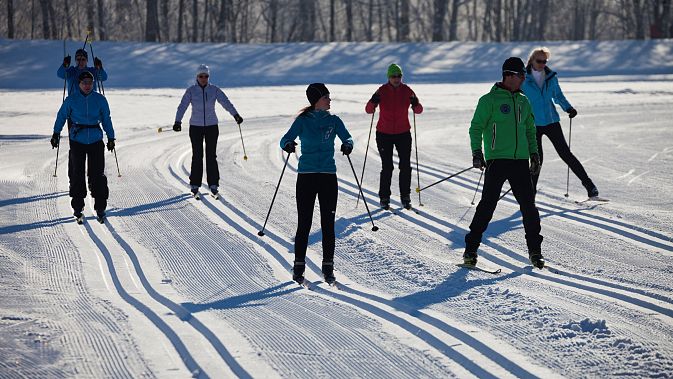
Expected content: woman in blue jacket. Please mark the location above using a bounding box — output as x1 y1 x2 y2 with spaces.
51 71 115 223
280 83 354 285
521 47 599 198
174 64 243 198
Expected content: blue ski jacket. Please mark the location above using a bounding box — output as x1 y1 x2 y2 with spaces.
521 66 573 127
53 90 115 145
280 110 353 174
57 65 108 95
175 83 238 127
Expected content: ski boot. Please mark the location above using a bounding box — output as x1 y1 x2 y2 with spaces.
96 210 106 224
322 262 336 285
401 195 412 210
292 261 306 285
209 185 219 200
463 250 478 266
529 251 545 269
190 185 200 200
73 209 84 225
583 180 599 198
380 197 390 210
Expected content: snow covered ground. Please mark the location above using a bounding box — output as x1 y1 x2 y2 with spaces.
1 39 673 378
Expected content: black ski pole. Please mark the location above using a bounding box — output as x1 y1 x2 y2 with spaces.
356 111 375 207
62 39 67 102
237 122 248 160
258 152 291 236
112 148 121 177
413 112 423 206
499 187 511 201
416 166 472 193
53 143 60 177
471 169 483 205
88 41 104 96
347 154 379 232
564 117 572 197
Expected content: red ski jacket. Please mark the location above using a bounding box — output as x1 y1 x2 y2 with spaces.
365 83 423 135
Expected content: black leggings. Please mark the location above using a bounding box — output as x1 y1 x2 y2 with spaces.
532 122 592 190
68 140 108 213
294 173 338 266
189 125 219 187
376 131 412 200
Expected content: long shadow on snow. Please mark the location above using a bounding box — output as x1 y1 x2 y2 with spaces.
103 219 253 379
182 282 299 313
108 194 191 217
0 216 72 235
0 191 67 208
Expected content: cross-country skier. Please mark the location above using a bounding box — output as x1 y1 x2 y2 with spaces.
365 63 423 210
51 71 115 223
57 48 107 96
280 83 354 286
521 46 599 198
464 57 545 269
173 64 243 198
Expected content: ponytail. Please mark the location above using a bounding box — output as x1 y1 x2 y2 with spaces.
297 105 314 118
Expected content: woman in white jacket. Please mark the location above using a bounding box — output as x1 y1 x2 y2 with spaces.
174 64 244 198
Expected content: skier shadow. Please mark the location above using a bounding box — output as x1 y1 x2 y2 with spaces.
0 191 67 208
181 282 300 313
107 194 191 217
0 216 73 235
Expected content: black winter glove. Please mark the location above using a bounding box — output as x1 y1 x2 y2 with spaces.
472 150 486 170
410 95 419 107
283 141 297 154
50 133 60 149
530 153 541 176
94 57 103 69
234 114 243 124
340 143 353 156
107 139 115 152
568 108 577 119
173 121 182 132
369 92 380 104
63 55 71 67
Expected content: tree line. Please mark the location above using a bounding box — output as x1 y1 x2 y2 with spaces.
2 0 672 43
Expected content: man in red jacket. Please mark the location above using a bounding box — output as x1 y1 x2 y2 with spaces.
365 63 423 210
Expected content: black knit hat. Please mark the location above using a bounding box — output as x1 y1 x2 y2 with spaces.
306 83 329 105
75 48 88 59
78 71 94 82
502 57 525 75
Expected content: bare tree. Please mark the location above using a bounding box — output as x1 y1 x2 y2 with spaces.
161 0 170 41
7 0 14 39
146 0 160 41
345 0 353 41
399 0 410 41
432 0 448 41
38 0 51 39
178 0 185 42
86 1 95 39
97 0 106 40
192 0 198 42
448 0 463 41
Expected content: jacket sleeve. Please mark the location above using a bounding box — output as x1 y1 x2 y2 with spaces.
280 117 303 149
469 95 491 152
524 104 537 155
551 77 572 112
57 65 67 79
215 87 238 117
96 67 108 82
175 88 191 122
365 101 377 114
334 116 354 148
410 88 423 114
53 98 70 134
99 96 115 140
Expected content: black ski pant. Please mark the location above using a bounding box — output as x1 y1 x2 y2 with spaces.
189 125 219 188
376 131 412 201
293 173 338 274
532 122 592 190
465 159 543 253
68 140 108 213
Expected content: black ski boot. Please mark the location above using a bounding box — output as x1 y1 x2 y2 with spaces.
322 262 336 285
73 209 84 224
209 185 219 199
292 261 305 285
380 197 390 210
529 251 545 269
96 210 106 224
463 250 478 266
401 195 412 210
583 180 599 198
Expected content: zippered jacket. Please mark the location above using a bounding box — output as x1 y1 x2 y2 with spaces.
469 83 537 161
175 83 238 127
53 90 114 145
521 65 572 126
365 83 423 135
57 65 107 95
280 110 353 174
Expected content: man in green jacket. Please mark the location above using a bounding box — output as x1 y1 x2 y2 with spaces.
464 57 545 269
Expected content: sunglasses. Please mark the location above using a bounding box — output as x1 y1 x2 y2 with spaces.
198 74 209 78
80 80 94 85
389 75 402 79
76 57 87 61
535 59 548 64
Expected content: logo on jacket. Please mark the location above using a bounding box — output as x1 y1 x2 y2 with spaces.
322 125 334 142
500 104 511 114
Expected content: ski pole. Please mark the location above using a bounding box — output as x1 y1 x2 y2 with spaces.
53 143 60 177
346 154 379 232
413 112 423 206
62 39 67 102
88 41 104 96
356 111 375 207
416 166 472 193
237 122 248 160
471 169 483 205
499 187 511 201
258 152 291 237
564 117 572 197
112 148 121 177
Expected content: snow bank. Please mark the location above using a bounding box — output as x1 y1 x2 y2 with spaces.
1 38 672 89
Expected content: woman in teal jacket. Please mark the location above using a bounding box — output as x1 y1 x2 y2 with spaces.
521 47 599 198
280 83 353 286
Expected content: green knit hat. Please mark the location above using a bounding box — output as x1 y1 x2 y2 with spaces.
387 63 403 78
